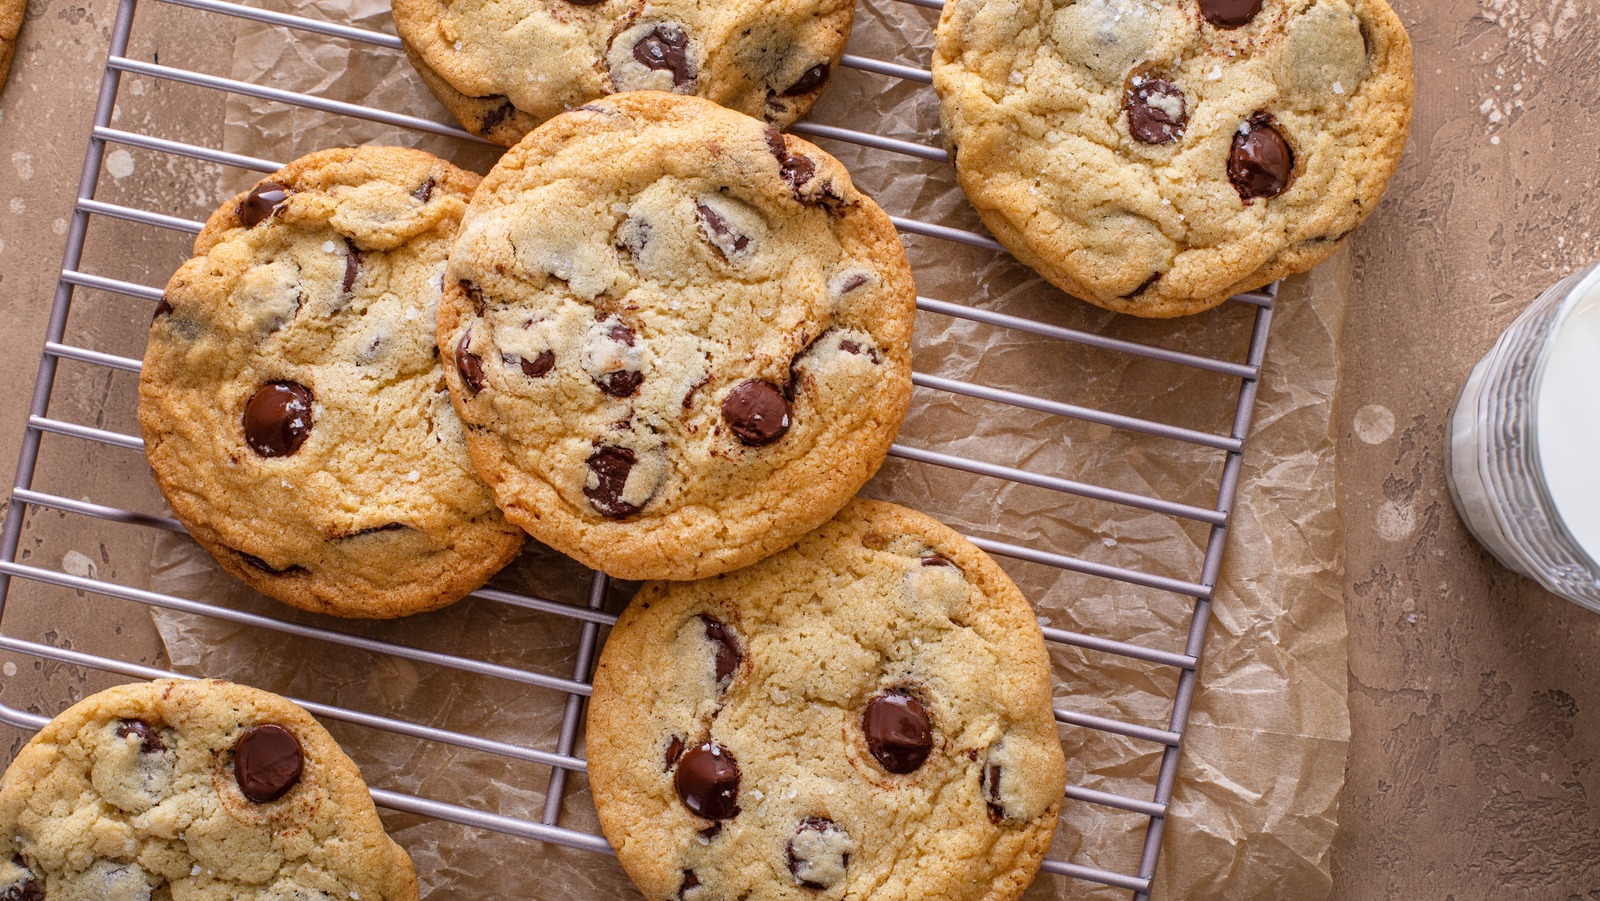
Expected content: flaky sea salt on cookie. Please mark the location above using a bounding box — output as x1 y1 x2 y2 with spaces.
587 499 1067 901
934 0 1414 317
439 92 916 582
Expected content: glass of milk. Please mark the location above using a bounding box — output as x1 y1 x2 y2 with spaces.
1447 262 1600 611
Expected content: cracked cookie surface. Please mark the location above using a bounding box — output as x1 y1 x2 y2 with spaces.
933 0 1414 317
139 146 525 619
587 499 1067 901
0 679 418 901
392 0 853 146
439 92 915 582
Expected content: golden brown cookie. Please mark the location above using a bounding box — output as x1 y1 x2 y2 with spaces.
392 0 853 146
587 499 1067 901
933 0 1415 317
0 679 418 900
439 92 916 581
0 0 22 95
139 146 525 619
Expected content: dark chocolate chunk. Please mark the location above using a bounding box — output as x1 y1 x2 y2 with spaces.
633 24 694 87
237 550 305 576
700 615 742 683
412 176 436 203
920 554 955 568
339 522 408 540
243 381 314 458
508 349 555 379
585 446 643 519
1200 0 1264 28
862 691 933 774
238 181 289 228
982 763 1006 821
342 238 361 296
698 823 722 840
836 272 869 295
764 126 788 161
1122 272 1162 299
1229 114 1294 201
782 63 830 96
481 98 518 132
678 871 700 899
674 741 741 820
152 297 173 321
0 864 41 901
234 724 303 803
695 202 751 256
597 370 643 398
456 333 487 394
723 380 791 446
116 718 166 753
665 734 686 771
1126 77 1187 145
781 154 817 194
787 817 849 890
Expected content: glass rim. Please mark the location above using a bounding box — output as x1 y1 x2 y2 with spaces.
1526 260 1600 578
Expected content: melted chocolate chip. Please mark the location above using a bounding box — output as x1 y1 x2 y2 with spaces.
1229 114 1294 201
243 381 314 458
665 735 686 771
699 823 722 840
481 98 517 131
412 176 436 203
782 63 830 96
456 333 487 394
234 724 303 803
237 550 305 576
764 126 788 160
342 238 361 296
695 202 751 255
863 691 933 774
787 817 848 890
982 764 1005 822
836 272 869 295
509 349 555 378
116 719 166 753
678 871 700 899
633 24 693 87
152 297 173 321
781 155 817 194
1123 272 1162 299
238 181 289 228
700 615 742 683
1126 77 1187 145
920 554 954 568
723 380 791 446
565 0 604 4
0 869 41 901
1200 0 1264 28
597 370 643 397
674 742 741 820
836 339 880 364
585 446 642 519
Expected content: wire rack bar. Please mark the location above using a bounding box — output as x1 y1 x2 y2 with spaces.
0 0 1281 895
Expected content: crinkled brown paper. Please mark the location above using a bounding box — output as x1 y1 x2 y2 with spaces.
150 1 1350 897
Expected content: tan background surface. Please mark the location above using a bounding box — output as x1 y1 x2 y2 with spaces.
0 0 1597 898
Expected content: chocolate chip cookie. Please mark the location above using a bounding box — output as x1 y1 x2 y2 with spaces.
933 0 1415 317
439 92 916 581
587 499 1067 901
139 146 526 619
0 0 22 95
392 0 853 146
0 679 418 900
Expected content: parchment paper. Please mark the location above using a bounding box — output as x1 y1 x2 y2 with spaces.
149 2 1351 897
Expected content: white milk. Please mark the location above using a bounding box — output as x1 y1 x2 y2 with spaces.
1537 281 1600 561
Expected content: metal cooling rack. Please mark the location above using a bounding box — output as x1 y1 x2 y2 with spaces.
0 0 1275 897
